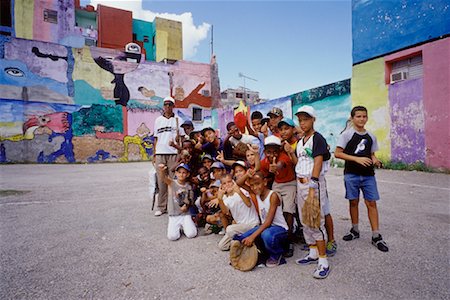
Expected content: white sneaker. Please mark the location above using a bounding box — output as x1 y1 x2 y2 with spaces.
154 210 163 216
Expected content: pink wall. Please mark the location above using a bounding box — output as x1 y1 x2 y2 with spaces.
422 38 450 169
127 110 161 136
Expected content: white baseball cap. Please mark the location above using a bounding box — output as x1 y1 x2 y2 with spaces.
264 135 282 146
295 105 316 118
163 96 175 104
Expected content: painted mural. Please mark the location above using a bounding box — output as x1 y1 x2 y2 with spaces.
0 36 217 163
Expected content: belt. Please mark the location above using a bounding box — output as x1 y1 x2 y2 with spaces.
297 177 309 184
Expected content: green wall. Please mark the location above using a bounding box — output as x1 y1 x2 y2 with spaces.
132 19 154 61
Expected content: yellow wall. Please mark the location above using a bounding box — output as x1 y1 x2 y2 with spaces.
14 0 34 40
351 58 391 161
155 18 183 62
72 47 114 91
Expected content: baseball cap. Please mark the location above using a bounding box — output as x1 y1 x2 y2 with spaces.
201 154 213 161
295 105 316 118
211 161 225 170
175 163 190 172
181 120 194 128
277 118 295 128
264 135 282 147
267 107 283 118
232 160 247 170
163 96 175 104
201 127 215 136
209 180 221 188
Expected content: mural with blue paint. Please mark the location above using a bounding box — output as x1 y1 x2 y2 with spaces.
353 0 450 63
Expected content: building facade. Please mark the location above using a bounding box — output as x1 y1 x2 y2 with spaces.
351 0 450 169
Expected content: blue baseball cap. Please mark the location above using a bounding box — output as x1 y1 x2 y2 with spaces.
211 161 225 170
277 118 296 128
175 163 191 172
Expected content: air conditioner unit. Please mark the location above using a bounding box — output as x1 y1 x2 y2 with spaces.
390 71 408 83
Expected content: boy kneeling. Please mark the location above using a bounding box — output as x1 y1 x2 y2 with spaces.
158 163 197 241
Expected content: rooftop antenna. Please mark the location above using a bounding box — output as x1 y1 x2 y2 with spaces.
238 72 257 104
210 25 214 60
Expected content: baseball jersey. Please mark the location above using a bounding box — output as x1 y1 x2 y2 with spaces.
154 115 179 155
295 132 330 177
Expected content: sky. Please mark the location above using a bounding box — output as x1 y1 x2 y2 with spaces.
81 0 352 100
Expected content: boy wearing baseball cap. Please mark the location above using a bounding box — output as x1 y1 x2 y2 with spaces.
294 105 333 279
158 163 197 241
260 135 297 258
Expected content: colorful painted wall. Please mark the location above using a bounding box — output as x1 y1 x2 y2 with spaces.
352 0 450 64
222 79 352 152
352 0 450 169
0 36 217 163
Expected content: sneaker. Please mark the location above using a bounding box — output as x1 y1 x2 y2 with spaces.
313 264 331 279
218 228 226 235
343 228 360 241
283 243 294 258
295 255 318 265
326 240 337 257
372 235 389 252
204 224 213 235
154 210 164 217
266 255 286 268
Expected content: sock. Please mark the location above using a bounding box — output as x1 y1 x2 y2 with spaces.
308 246 318 259
352 224 359 232
318 255 329 268
372 231 380 239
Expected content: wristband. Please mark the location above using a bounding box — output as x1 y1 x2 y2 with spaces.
309 177 319 189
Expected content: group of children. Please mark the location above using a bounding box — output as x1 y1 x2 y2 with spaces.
155 99 389 279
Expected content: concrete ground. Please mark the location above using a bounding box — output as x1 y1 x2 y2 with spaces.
0 163 449 300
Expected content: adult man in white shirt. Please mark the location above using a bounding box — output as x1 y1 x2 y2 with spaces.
153 96 180 216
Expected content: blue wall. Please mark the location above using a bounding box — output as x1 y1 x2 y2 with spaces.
352 0 450 64
132 19 155 61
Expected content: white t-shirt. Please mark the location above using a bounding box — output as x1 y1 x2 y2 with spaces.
223 192 259 225
154 115 179 155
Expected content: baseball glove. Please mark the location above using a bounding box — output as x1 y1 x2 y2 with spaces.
230 240 258 272
301 190 321 228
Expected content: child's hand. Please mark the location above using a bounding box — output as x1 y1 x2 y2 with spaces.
208 198 219 208
242 235 255 247
180 204 188 212
216 150 224 162
283 141 294 155
200 187 207 193
217 186 226 198
372 156 382 168
269 157 278 174
247 169 255 177
355 156 373 167
232 183 241 194
158 164 167 172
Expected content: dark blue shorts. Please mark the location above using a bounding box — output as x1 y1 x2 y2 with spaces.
344 174 380 201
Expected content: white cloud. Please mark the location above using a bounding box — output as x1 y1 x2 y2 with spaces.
88 0 210 59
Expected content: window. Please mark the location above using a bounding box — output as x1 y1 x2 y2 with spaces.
0 0 12 35
192 107 203 121
43 9 58 24
236 92 243 99
201 90 210 97
143 35 149 43
132 33 137 41
390 55 423 83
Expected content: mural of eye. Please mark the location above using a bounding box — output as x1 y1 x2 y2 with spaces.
125 42 141 54
5 67 25 77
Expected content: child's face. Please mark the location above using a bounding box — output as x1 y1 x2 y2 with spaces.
212 168 224 180
175 168 190 182
297 113 314 134
183 126 194 136
233 165 247 180
352 110 368 129
249 174 266 196
279 124 294 141
264 145 280 162
210 186 219 197
251 119 262 132
220 176 234 192
203 130 216 143
228 124 242 139
198 167 210 181
269 115 283 128
202 159 213 169
182 141 194 154
246 149 256 166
